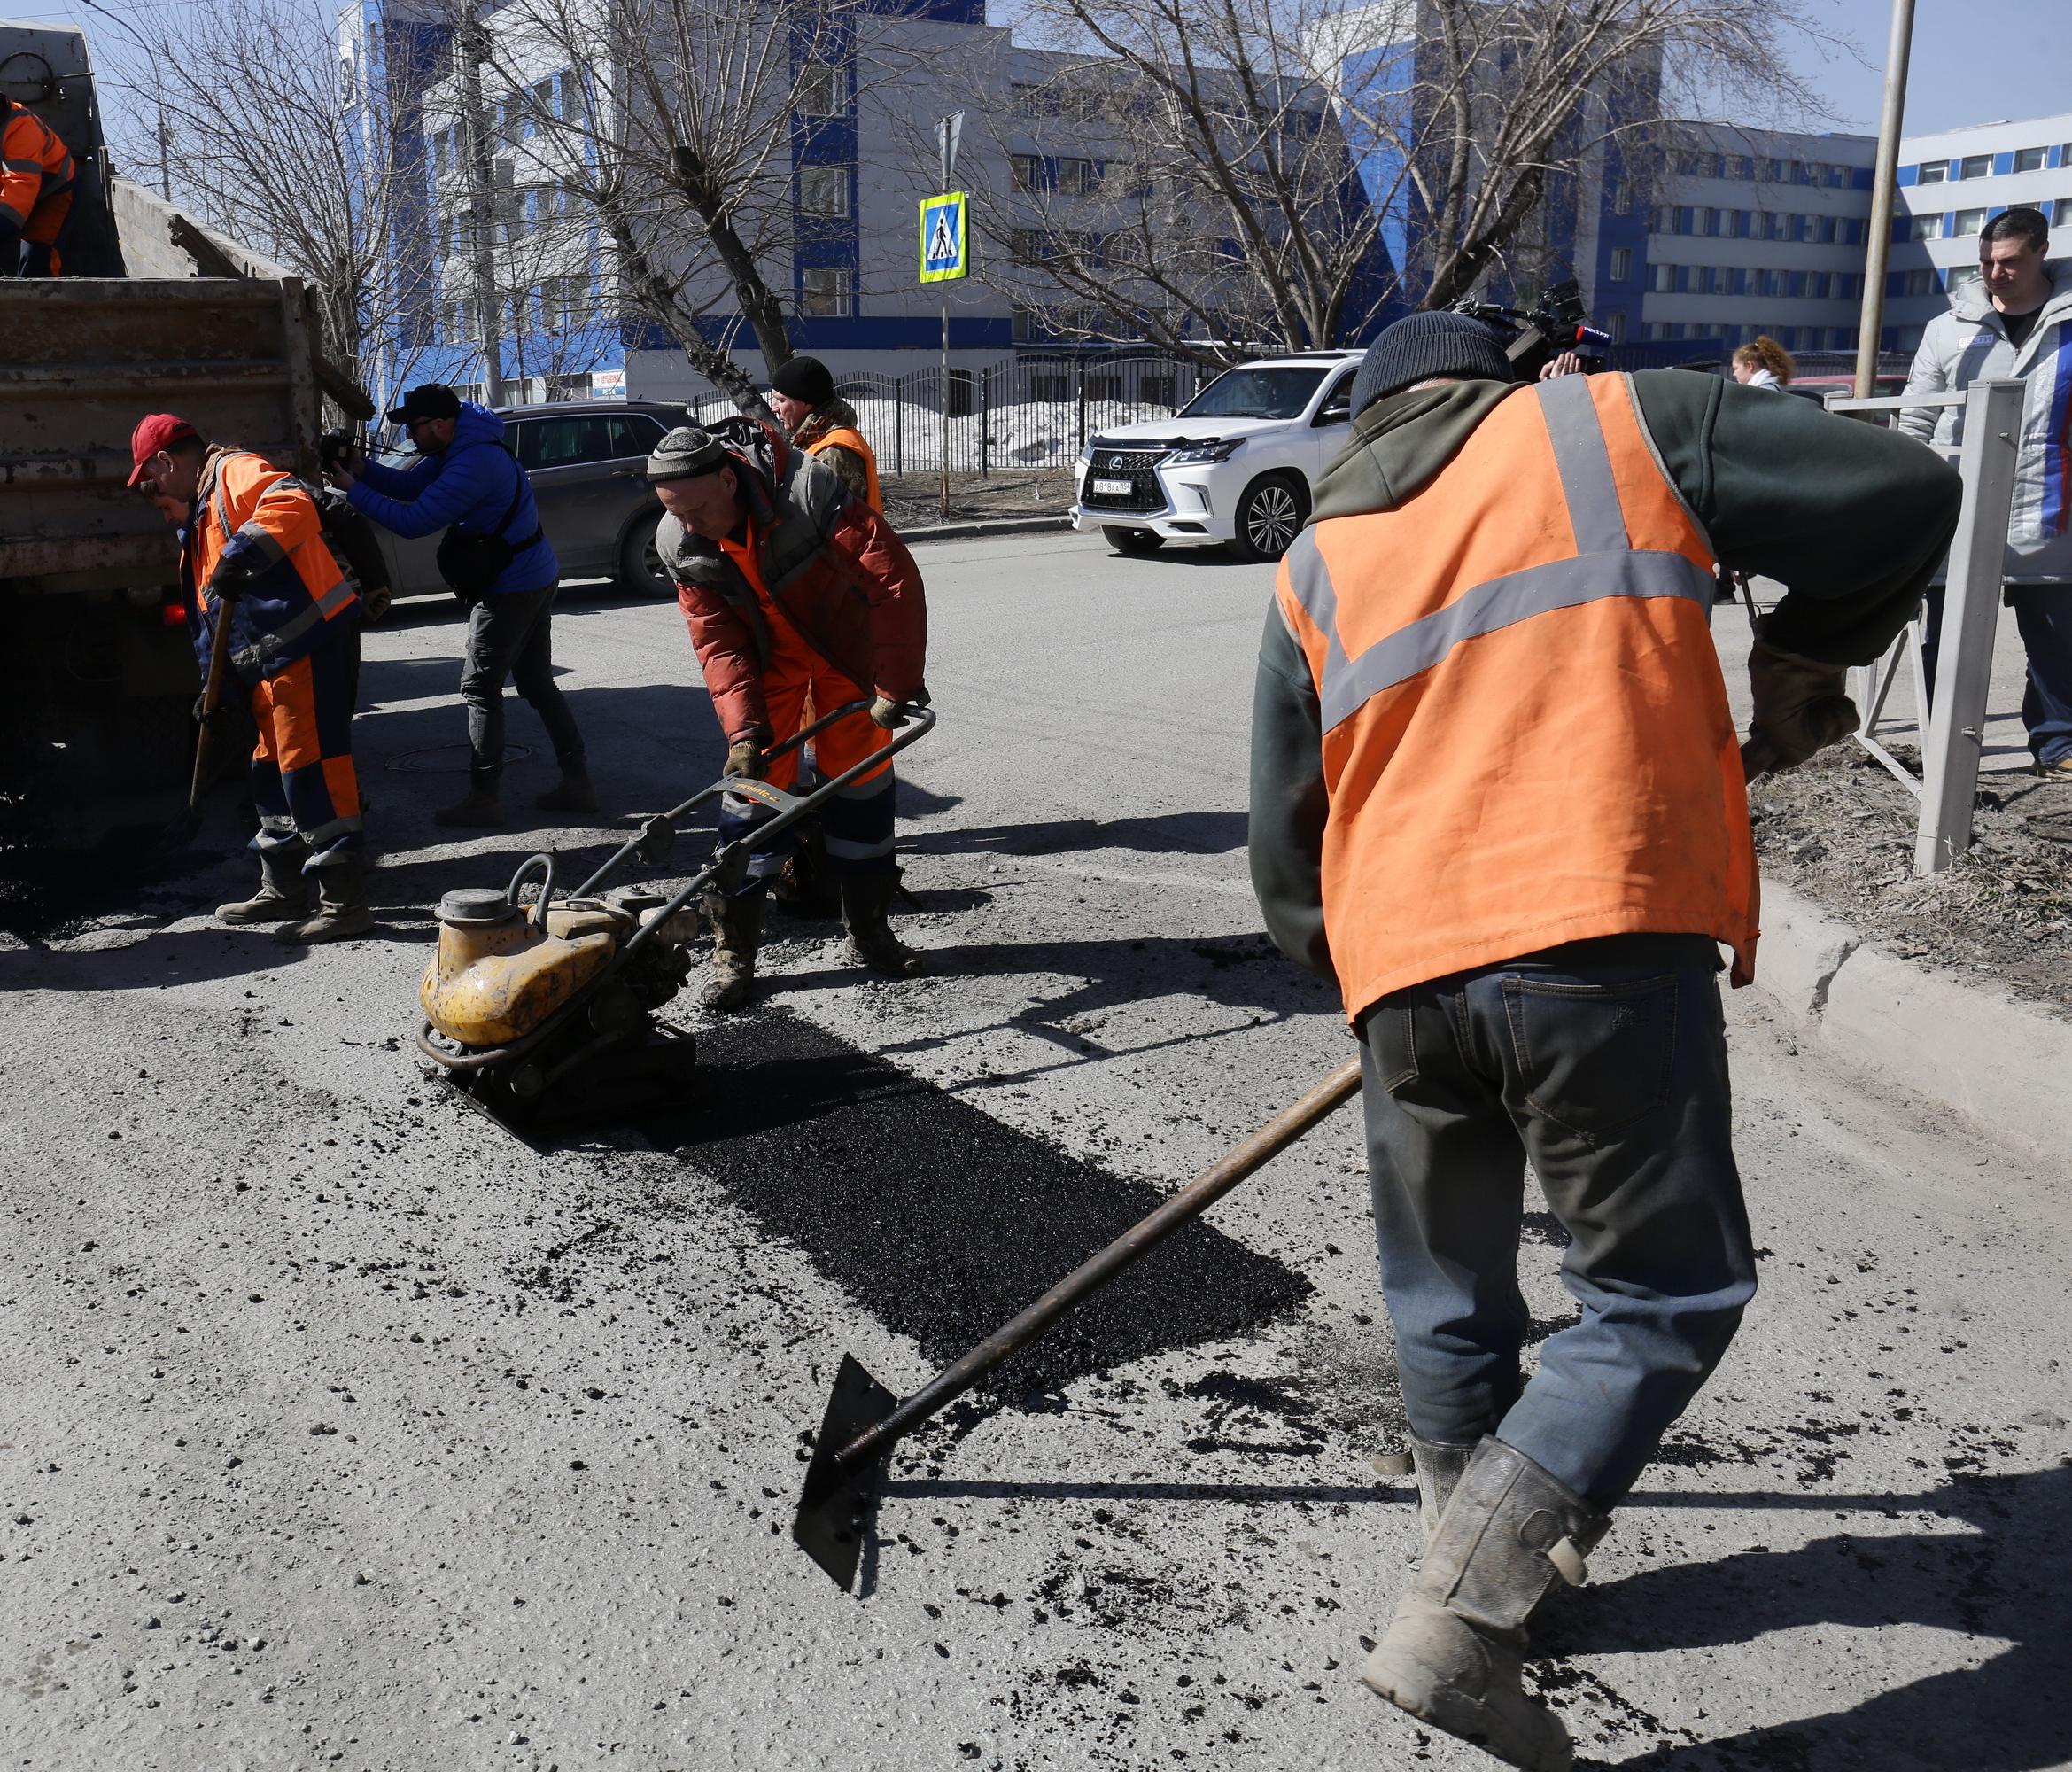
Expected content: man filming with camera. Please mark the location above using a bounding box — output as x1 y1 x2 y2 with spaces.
325 384 594 826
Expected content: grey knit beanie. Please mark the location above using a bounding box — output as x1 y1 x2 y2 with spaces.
1350 312 1514 418
647 425 728 482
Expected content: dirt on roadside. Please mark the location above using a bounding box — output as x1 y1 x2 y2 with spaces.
881 470 1073 532
1750 742 2072 1020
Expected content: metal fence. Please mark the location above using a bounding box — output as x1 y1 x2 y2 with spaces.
1822 377 2026 873
687 353 1214 476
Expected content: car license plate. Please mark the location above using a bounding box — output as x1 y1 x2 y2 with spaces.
1092 477 1133 495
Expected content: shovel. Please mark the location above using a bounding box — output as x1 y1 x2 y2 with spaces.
792 1055 1364 1590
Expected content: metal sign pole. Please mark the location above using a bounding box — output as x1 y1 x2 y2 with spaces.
936 114 960 519
1852 0 1917 400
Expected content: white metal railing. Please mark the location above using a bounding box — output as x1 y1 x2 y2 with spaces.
1821 378 2025 874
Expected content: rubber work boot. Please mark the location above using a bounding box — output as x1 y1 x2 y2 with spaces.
435 777 505 828
700 890 765 1012
217 842 309 925
278 857 376 945
839 872 927 976
1361 1437 1609 1772
1409 1432 1477 1550
536 764 600 814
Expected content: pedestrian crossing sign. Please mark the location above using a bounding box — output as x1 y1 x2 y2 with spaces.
919 191 968 284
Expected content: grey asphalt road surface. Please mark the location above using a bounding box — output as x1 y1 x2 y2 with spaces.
3 532 2068 1772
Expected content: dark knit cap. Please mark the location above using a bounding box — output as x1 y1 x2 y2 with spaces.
771 355 834 407
384 382 462 424
1349 312 1513 418
647 424 728 482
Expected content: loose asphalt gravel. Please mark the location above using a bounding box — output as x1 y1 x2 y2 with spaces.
2 532 2068 1772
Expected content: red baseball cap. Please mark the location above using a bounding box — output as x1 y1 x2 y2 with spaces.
128 413 199 487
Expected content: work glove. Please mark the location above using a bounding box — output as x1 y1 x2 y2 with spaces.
1742 633 1859 781
360 584 392 624
723 735 764 780
190 695 234 740
869 685 929 729
205 555 255 604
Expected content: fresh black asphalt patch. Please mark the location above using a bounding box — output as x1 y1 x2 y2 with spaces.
638 1008 1312 1401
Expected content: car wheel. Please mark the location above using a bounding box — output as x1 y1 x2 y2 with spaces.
1229 473 1308 563
1102 525 1165 555
617 510 672 598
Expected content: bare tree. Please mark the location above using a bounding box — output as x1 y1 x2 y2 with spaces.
102 0 431 403
990 0 1832 352
472 0 892 416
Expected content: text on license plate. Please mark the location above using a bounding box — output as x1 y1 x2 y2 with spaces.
1092 478 1134 494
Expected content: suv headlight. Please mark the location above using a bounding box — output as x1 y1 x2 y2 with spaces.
1165 437 1244 466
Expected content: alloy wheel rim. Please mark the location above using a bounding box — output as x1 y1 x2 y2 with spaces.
1248 486 1299 553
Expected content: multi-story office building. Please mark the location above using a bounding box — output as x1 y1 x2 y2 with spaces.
1887 114 2072 341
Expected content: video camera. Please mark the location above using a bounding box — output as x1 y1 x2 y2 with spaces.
319 430 362 476
1449 279 1612 381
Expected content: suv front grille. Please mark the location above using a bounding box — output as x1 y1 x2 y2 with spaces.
1081 443 1170 513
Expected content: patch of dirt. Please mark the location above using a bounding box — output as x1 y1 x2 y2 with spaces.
1750 742 2072 1019
881 470 1074 532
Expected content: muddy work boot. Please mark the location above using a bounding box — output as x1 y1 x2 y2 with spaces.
1362 1436 1609 1772
217 842 310 925
535 762 600 815
1409 1432 1477 1549
435 775 505 828
700 890 765 1011
278 857 376 945
838 871 926 977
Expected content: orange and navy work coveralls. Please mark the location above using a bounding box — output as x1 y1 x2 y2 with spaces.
182 448 364 869
1 100 75 276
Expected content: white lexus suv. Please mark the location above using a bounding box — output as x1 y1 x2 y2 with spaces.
1068 349 1364 561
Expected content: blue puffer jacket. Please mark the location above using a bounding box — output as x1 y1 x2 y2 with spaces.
345 401 559 595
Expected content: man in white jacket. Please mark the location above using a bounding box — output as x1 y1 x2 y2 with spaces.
1899 205 2072 776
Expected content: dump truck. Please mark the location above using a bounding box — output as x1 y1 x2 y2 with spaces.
0 20 347 899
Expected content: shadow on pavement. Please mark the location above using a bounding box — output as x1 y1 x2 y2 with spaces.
904 809 1248 859
1550 1463 2072 1770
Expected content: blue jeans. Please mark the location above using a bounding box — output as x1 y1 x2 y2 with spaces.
1358 934 1756 1507
1921 585 2072 766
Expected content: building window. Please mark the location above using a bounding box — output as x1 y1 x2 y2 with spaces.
1917 160 1947 184
2056 197 2072 227
1011 153 1048 192
1665 323 1686 341
1903 268 1934 296
1946 264 1981 292
1958 153 1991 180
1605 310 1626 343
1910 211 1943 239
1649 262 1675 293
1953 207 1987 236
801 266 851 316
2014 145 2047 174
1612 183 1633 215
1055 158 1101 195
1691 207 1712 237
1609 246 1630 283
796 60 845 116
799 166 849 216
1827 164 1850 188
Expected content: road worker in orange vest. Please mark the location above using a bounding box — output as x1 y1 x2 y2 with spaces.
1 96 76 276
1248 311 1964 1770
131 414 373 944
767 355 881 512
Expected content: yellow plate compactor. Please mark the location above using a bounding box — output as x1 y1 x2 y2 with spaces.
415 701 935 1128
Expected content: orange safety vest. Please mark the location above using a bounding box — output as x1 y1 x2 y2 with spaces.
1 102 74 238
190 449 357 679
1275 372 1758 1022
804 424 881 512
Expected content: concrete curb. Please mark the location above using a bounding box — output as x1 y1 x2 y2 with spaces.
1755 878 2072 1166
898 515 1072 544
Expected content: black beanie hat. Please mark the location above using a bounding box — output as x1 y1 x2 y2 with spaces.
771 355 834 408
1349 312 1513 418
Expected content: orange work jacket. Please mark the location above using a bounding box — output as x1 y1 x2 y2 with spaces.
186 448 358 683
805 425 881 512
1 102 74 240
1274 371 1757 1022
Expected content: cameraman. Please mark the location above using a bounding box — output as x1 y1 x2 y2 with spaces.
325 384 594 825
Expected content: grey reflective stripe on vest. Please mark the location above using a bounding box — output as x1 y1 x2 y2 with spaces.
1537 373 1629 554
1316 549 1714 731
1284 378 1708 734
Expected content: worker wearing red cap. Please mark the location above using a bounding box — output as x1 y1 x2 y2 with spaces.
130 414 372 942
1 97 75 276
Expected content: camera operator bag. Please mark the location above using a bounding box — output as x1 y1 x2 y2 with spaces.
436 446 542 602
